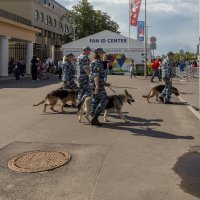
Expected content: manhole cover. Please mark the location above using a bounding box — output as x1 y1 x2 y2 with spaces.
8 150 71 173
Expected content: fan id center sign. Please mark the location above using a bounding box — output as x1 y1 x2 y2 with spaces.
89 38 127 44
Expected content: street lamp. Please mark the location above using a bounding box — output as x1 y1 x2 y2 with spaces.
144 0 147 78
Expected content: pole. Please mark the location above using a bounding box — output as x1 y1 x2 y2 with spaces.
128 0 131 65
199 0 200 110
144 0 147 78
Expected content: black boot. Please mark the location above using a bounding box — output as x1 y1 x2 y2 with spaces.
91 114 102 126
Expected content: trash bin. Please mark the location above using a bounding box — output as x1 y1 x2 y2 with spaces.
135 64 144 75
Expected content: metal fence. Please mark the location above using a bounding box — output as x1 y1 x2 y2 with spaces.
176 65 199 81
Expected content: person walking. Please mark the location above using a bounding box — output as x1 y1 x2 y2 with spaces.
89 48 108 126
58 57 63 80
159 51 176 104
150 58 161 82
31 55 38 81
62 53 78 90
130 59 136 78
76 46 92 110
13 59 22 81
102 54 109 83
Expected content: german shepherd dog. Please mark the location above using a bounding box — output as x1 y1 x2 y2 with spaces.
78 89 135 123
142 85 179 103
33 89 78 112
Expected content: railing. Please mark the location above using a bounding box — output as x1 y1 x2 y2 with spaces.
176 65 199 81
0 9 31 26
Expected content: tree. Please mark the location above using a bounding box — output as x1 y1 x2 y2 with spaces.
72 0 120 39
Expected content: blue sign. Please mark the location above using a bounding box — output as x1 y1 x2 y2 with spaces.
137 21 144 42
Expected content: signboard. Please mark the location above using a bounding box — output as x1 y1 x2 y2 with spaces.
137 21 144 42
150 43 157 50
179 50 184 54
150 36 156 43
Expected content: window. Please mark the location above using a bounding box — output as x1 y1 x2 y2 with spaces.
67 25 69 34
64 24 67 32
59 22 63 31
40 12 44 22
48 16 52 26
45 15 48 25
34 10 39 20
53 19 56 27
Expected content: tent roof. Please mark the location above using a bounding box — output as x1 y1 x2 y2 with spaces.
62 30 145 49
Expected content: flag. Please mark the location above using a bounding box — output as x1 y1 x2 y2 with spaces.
137 21 144 41
130 0 142 26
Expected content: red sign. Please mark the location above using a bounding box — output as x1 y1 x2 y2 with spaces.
150 36 157 43
130 0 142 26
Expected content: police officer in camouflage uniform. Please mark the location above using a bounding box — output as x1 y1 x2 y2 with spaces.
76 46 92 110
159 51 175 104
89 48 108 126
62 53 78 90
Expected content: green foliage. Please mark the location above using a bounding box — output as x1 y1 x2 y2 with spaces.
160 52 197 61
61 34 73 43
72 0 120 39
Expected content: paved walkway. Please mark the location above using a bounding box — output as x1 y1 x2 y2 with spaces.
0 74 200 200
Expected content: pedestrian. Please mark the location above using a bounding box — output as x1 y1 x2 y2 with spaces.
58 57 63 80
159 51 176 104
191 60 198 77
102 54 109 83
13 59 21 81
150 58 161 82
62 53 78 90
89 48 108 126
130 59 136 78
76 46 92 110
31 55 38 81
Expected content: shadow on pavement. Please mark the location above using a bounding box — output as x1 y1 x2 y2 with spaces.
102 115 194 140
0 75 61 89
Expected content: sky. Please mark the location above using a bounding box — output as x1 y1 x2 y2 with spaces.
57 0 199 56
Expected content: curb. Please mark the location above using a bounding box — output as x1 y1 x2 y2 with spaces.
178 96 200 120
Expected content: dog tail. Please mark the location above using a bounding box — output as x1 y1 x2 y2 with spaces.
33 94 49 106
142 94 149 98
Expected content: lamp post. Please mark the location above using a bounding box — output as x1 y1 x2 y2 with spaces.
144 0 147 78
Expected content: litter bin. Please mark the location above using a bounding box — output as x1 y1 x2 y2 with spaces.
135 64 144 75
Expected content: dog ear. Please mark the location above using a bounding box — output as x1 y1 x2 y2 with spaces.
124 89 128 95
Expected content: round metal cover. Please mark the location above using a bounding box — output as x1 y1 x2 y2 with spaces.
8 150 71 173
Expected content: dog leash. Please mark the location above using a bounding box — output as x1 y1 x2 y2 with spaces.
107 85 117 94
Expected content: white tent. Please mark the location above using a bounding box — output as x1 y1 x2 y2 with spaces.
62 30 150 70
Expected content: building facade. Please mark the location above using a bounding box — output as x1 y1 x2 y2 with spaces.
0 0 74 76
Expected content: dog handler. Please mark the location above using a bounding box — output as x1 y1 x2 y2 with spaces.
62 53 78 90
159 51 176 104
76 46 92 110
89 48 108 126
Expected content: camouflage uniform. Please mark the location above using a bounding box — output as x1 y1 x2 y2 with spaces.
76 54 91 101
62 60 78 90
89 59 108 117
160 58 175 103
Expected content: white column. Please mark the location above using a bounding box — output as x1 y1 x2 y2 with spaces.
0 36 9 76
26 42 33 74
49 45 55 61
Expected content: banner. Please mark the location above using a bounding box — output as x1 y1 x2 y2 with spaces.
130 0 142 26
137 21 144 41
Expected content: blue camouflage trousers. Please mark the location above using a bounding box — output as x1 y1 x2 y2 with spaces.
78 84 92 102
160 79 172 102
91 90 108 117
63 80 78 90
